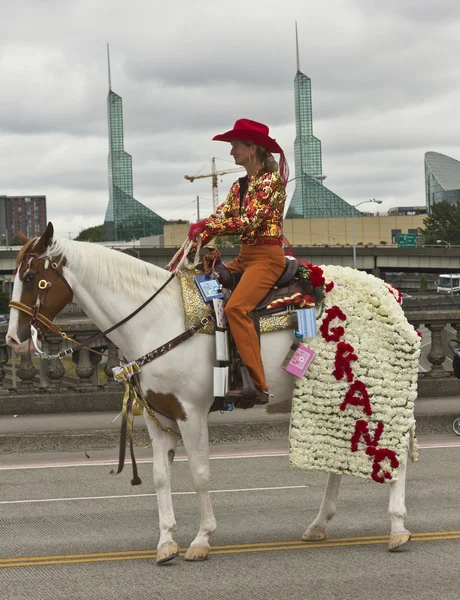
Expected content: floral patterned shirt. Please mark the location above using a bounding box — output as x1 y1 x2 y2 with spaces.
200 170 286 246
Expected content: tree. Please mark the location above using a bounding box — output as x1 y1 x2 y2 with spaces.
419 201 460 245
1 234 21 246
214 235 240 248
75 225 103 242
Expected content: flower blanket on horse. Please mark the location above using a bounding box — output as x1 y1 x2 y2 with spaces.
289 265 420 483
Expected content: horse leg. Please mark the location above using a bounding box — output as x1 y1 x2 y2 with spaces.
388 439 411 551
302 473 342 542
144 416 180 565
177 409 216 561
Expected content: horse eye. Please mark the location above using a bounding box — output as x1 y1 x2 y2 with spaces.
24 272 35 283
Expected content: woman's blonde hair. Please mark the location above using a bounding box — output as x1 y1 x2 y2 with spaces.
243 142 279 172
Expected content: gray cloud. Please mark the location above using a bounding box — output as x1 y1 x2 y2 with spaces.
1 0 460 238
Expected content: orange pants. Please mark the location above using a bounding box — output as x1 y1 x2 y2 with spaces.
225 244 286 391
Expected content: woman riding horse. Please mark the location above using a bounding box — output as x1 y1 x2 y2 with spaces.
187 118 290 403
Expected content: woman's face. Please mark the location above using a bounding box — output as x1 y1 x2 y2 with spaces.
230 140 255 168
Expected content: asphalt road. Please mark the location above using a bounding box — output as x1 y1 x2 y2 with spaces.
0 438 459 600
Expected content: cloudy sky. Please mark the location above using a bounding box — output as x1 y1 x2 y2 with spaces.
1 0 459 238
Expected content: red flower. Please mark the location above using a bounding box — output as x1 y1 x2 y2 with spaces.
301 262 326 288
371 448 399 483
339 380 372 416
333 341 358 382
320 306 347 343
309 266 325 288
351 420 384 453
386 283 402 304
325 281 335 293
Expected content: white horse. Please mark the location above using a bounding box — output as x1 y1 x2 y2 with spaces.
6 224 413 564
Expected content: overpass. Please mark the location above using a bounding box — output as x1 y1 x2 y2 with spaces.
1 245 459 279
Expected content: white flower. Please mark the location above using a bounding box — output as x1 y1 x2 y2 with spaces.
290 265 420 483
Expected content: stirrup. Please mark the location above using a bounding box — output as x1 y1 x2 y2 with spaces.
256 390 270 405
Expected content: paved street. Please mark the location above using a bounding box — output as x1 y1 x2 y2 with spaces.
0 436 459 599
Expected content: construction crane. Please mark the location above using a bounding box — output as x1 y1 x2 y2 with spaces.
184 157 244 212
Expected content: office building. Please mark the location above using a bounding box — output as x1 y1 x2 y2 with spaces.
425 151 460 212
286 29 361 219
0 195 47 243
101 48 165 242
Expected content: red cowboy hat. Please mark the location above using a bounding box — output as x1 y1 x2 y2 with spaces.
212 118 283 154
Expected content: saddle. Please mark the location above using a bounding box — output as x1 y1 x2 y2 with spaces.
202 249 323 316
199 248 323 411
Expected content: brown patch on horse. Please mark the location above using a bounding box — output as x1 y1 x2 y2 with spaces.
145 390 187 422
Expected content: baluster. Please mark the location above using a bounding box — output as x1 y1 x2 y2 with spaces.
45 334 66 389
0 362 6 392
17 353 38 389
90 349 103 387
425 323 447 378
104 338 120 387
72 335 95 390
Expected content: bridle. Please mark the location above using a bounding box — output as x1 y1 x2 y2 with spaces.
9 252 75 342
9 240 216 478
9 249 212 365
9 250 178 360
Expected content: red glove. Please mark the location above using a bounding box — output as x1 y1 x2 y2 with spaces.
188 220 207 241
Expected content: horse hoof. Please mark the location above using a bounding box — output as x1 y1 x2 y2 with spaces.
156 542 179 564
388 531 411 552
184 545 210 561
302 526 327 542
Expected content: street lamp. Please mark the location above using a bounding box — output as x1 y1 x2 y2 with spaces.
351 198 383 269
436 239 451 248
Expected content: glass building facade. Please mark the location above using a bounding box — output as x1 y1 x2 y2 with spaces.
101 89 165 242
425 151 460 213
286 70 361 219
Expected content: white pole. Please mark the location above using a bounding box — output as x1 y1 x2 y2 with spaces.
352 211 357 269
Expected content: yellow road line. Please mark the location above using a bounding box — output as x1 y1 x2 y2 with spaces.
0 531 459 568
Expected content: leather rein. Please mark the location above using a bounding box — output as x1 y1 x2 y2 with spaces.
9 253 212 366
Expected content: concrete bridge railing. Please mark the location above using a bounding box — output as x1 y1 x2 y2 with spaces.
1 297 460 414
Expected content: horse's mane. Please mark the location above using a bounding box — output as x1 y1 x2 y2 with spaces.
46 238 171 299
16 238 39 267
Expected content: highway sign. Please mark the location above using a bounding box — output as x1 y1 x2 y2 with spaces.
398 233 417 248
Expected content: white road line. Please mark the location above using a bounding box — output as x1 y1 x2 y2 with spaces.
0 485 308 506
0 443 458 472
0 452 289 471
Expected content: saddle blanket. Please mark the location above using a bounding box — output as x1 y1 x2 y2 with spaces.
176 269 292 335
289 265 420 484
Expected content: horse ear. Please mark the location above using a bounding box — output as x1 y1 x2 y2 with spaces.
43 222 54 248
44 222 54 247
37 222 54 250
17 232 29 246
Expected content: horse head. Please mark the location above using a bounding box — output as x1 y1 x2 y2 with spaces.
6 222 74 354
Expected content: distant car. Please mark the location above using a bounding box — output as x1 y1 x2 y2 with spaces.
0 315 8 325
401 292 413 300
